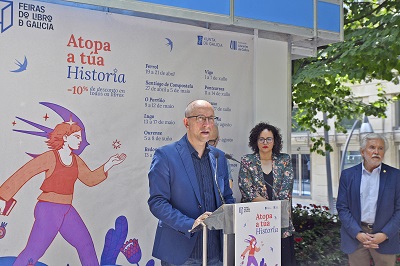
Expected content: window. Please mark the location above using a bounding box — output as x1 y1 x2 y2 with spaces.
341 150 362 170
340 117 359 130
395 101 400 129
291 154 311 197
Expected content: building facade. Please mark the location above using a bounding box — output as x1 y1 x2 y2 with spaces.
291 81 400 207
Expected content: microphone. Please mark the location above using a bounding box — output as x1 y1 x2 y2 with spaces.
224 154 275 197
214 152 225 205
224 153 236 162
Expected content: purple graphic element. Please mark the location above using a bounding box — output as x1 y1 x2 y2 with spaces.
120 238 142 264
245 234 257 245
0 222 7 239
101 216 128 265
165 38 173 52
0 256 47 266
146 259 155 266
10 56 27 72
101 216 150 266
13 116 52 138
13 102 89 156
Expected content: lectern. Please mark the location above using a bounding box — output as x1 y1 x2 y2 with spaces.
201 200 291 266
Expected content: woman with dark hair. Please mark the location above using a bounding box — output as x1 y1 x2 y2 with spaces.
238 122 296 266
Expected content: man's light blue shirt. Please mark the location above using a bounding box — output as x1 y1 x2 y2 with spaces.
360 163 381 224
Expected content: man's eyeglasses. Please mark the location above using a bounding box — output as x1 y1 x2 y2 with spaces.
186 115 218 124
258 137 274 144
208 138 219 147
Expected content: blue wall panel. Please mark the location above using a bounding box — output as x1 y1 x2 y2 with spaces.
234 0 314 29
318 1 340 32
137 0 230 15
137 0 341 33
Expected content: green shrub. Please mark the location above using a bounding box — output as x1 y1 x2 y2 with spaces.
292 203 348 266
292 203 400 265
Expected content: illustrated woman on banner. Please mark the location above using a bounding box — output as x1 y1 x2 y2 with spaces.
0 120 126 266
241 234 261 266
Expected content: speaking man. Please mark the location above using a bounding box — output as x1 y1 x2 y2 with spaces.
148 100 234 265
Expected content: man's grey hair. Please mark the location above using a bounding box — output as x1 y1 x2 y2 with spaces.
360 133 389 152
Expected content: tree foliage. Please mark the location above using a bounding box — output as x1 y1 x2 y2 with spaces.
292 0 400 154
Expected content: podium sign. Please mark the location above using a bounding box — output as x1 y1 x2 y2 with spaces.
203 201 287 266
235 201 281 266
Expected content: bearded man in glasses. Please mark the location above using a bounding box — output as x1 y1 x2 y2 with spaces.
148 100 234 266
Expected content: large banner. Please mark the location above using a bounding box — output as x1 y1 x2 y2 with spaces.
0 1 253 265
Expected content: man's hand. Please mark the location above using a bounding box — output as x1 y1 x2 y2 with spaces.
191 211 212 230
357 232 387 249
365 232 388 247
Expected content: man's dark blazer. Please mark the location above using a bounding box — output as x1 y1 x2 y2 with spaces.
148 134 234 264
336 163 400 254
